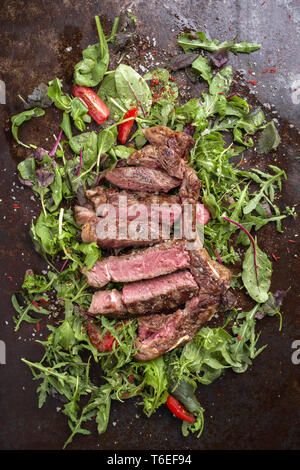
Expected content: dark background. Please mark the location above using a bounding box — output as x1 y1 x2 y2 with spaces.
0 0 299 450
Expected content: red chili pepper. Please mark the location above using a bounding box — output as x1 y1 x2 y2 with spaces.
270 68 276 73
166 395 196 423
36 322 40 332
39 297 48 304
262 68 269 73
72 85 110 124
247 80 258 85
118 107 139 144
128 374 134 383
237 334 242 341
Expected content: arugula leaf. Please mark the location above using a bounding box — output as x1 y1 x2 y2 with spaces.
74 16 109 87
11 108 45 148
178 31 260 55
137 356 169 417
12 294 49 331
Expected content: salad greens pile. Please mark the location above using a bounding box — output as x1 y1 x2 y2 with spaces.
11 14 293 448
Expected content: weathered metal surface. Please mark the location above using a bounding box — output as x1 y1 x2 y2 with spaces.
0 0 299 450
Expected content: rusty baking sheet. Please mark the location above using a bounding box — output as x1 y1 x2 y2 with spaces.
0 0 299 450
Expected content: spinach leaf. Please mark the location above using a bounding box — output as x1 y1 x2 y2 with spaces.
191 55 212 83
47 78 72 111
209 66 232 95
257 120 281 154
70 98 90 132
115 64 152 117
11 108 45 148
242 242 272 303
60 112 72 139
69 132 92 154
74 16 109 87
97 72 124 122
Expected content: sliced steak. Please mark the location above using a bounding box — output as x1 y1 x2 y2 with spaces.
88 289 126 317
83 240 190 288
122 270 198 315
85 186 182 225
105 167 181 193
74 205 96 226
179 167 201 204
81 215 162 248
143 126 195 160
135 244 234 361
135 300 216 361
128 144 186 179
188 246 232 298
127 145 161 169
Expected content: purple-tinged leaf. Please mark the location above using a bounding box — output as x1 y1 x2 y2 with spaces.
35 168 55 187
48 130 63 157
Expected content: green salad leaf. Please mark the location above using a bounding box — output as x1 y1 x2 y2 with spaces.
11 108 45 148
74 16 109 87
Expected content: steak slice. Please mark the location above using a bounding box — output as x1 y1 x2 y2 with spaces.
74 205 96 226
88 289 126 317
143 126 195 159
188 246 232 297
128 144 186 179
135 298 217 361
85 186 182 225
122 270 198 315
83 240 190 288
88 270 198 318
179 167 201 204
81 214 164 248
135 244 234 361
105 167 181 193
127 145 161 169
